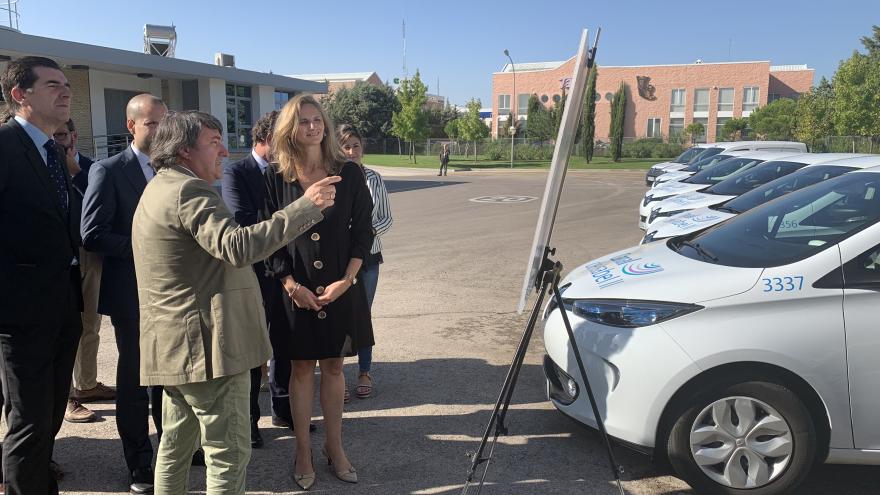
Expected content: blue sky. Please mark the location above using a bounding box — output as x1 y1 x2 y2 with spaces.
16 0 876 107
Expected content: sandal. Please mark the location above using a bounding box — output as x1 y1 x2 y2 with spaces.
355 372 372 399
343 388 351 404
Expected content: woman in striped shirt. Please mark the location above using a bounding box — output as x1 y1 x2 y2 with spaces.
338 124 393 400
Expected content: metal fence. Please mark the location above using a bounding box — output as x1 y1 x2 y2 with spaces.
91 133 133 160
815 136 880 154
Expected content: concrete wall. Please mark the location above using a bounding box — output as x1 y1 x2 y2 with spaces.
492 60 814 142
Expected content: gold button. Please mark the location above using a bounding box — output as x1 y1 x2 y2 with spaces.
315 286 325 295
317 310 327 319
311 232 320 241
313 260 323 269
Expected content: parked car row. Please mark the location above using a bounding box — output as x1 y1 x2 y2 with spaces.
543 144 880 494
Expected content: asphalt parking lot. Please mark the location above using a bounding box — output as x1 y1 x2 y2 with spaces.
29 165 880 494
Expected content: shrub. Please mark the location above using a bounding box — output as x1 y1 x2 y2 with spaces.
622 138 683 159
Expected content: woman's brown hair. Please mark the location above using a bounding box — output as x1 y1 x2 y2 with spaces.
271 94 345 182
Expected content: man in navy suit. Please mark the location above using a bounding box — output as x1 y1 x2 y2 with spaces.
223 110 311 448
54 118 117 424
81 93 167 494
0 56 83 495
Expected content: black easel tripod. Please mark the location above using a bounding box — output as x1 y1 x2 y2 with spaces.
461 246 625 495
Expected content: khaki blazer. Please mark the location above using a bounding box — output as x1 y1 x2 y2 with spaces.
132 164 323 386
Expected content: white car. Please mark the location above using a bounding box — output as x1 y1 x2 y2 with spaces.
642 155 880 243
544 166 880 494
640 152 803 230
645 144 714 186
644 153 863 228
652 141 808 186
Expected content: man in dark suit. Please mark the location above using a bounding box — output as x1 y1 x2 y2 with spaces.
222 110 288 449
54 118 116 424
81 93 167 494
0 56 83 495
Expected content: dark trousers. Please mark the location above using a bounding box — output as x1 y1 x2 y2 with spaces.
268 357 291 423
0 276 81 495
112 316 160 473
250 366 261 425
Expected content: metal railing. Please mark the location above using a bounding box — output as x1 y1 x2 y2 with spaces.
91 133 132 160
0 0 19 31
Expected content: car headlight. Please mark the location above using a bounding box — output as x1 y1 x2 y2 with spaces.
648 208 684 224
562 299 702 328
641 231 657 244
643 195 653 207
542 282 572 320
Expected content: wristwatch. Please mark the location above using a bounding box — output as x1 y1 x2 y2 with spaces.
344 274 358 285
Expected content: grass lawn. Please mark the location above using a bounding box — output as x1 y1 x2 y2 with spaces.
362 153 662 170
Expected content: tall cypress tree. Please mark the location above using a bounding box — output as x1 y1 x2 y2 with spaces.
581 66 598 161
610 82 628 162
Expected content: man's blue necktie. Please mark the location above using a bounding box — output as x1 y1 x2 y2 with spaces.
43 139 69 217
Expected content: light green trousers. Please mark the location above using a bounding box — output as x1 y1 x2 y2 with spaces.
154 371 251 495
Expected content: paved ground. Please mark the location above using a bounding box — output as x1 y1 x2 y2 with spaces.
32 165 880 493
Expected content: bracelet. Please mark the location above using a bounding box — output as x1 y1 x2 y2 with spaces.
289 283 301 297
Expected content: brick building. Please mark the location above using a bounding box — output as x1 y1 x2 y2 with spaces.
0 28 324 159
288 71 384 99
491 58 814 143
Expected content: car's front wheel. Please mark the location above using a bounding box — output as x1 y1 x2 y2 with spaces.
667 380 816 495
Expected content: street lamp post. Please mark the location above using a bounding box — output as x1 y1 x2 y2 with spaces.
503 49 516 169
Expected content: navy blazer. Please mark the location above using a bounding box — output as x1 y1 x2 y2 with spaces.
0 119 82 326
71 153 95 197
80 147 147 319
222 153 266 228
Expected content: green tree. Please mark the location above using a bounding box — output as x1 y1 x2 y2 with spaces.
425 103 460 138
553 91 567 137
748 98 797 140
581 66 598 162
391 70 429 163
502 111 521 138
458 98 489 163
444 118 460 140
721 117 749 141
684 122 705 145
322 81 400 138
831 52 880 136
793 78 835 148
609 82 627 162
860 25 880 57
525 94 553 140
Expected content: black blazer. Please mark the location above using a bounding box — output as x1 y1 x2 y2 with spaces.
71 153 95 197
222 153 266 228
0 119 82 326
80 147 147 319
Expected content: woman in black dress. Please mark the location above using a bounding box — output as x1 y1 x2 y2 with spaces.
263 94 374 490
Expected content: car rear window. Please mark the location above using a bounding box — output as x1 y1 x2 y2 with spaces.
723 165 856 213
684 158 763 185
705 161 807 196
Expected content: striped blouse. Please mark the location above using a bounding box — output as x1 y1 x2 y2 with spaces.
364 167 393 256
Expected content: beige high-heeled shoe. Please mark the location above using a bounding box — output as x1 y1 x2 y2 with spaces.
293 451 316 491
322 447 358 484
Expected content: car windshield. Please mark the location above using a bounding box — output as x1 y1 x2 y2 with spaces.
687 147 723 165
674 146 707 164
704 161 807 196
682 153 734 173
721 165 857 214
683 158 764 185
673 172 880 267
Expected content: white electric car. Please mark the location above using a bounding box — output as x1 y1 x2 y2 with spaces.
643 153 865 229
652 141 808 187
544 166 880 494
639 151 803 229
645 144 714 186
642 155 880 243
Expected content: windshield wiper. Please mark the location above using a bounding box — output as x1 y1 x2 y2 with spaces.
680 240 719 262
713 205 740 214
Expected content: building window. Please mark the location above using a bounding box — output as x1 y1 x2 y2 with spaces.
692 117 708 143
274 91 292 110
604 92 613 102
541 94 549 103
226 84 253 150
646 118 662 138
717 88 734 112
670 89 686 113
552 94 561 103
517 94 530 114
716 117 731 140
743 86 760 112
768 93 781 103
498 94 511 115
693 88 710 113
669 117 684 137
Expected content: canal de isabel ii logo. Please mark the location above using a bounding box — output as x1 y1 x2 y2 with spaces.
621 262 664 275
636 76 657 101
